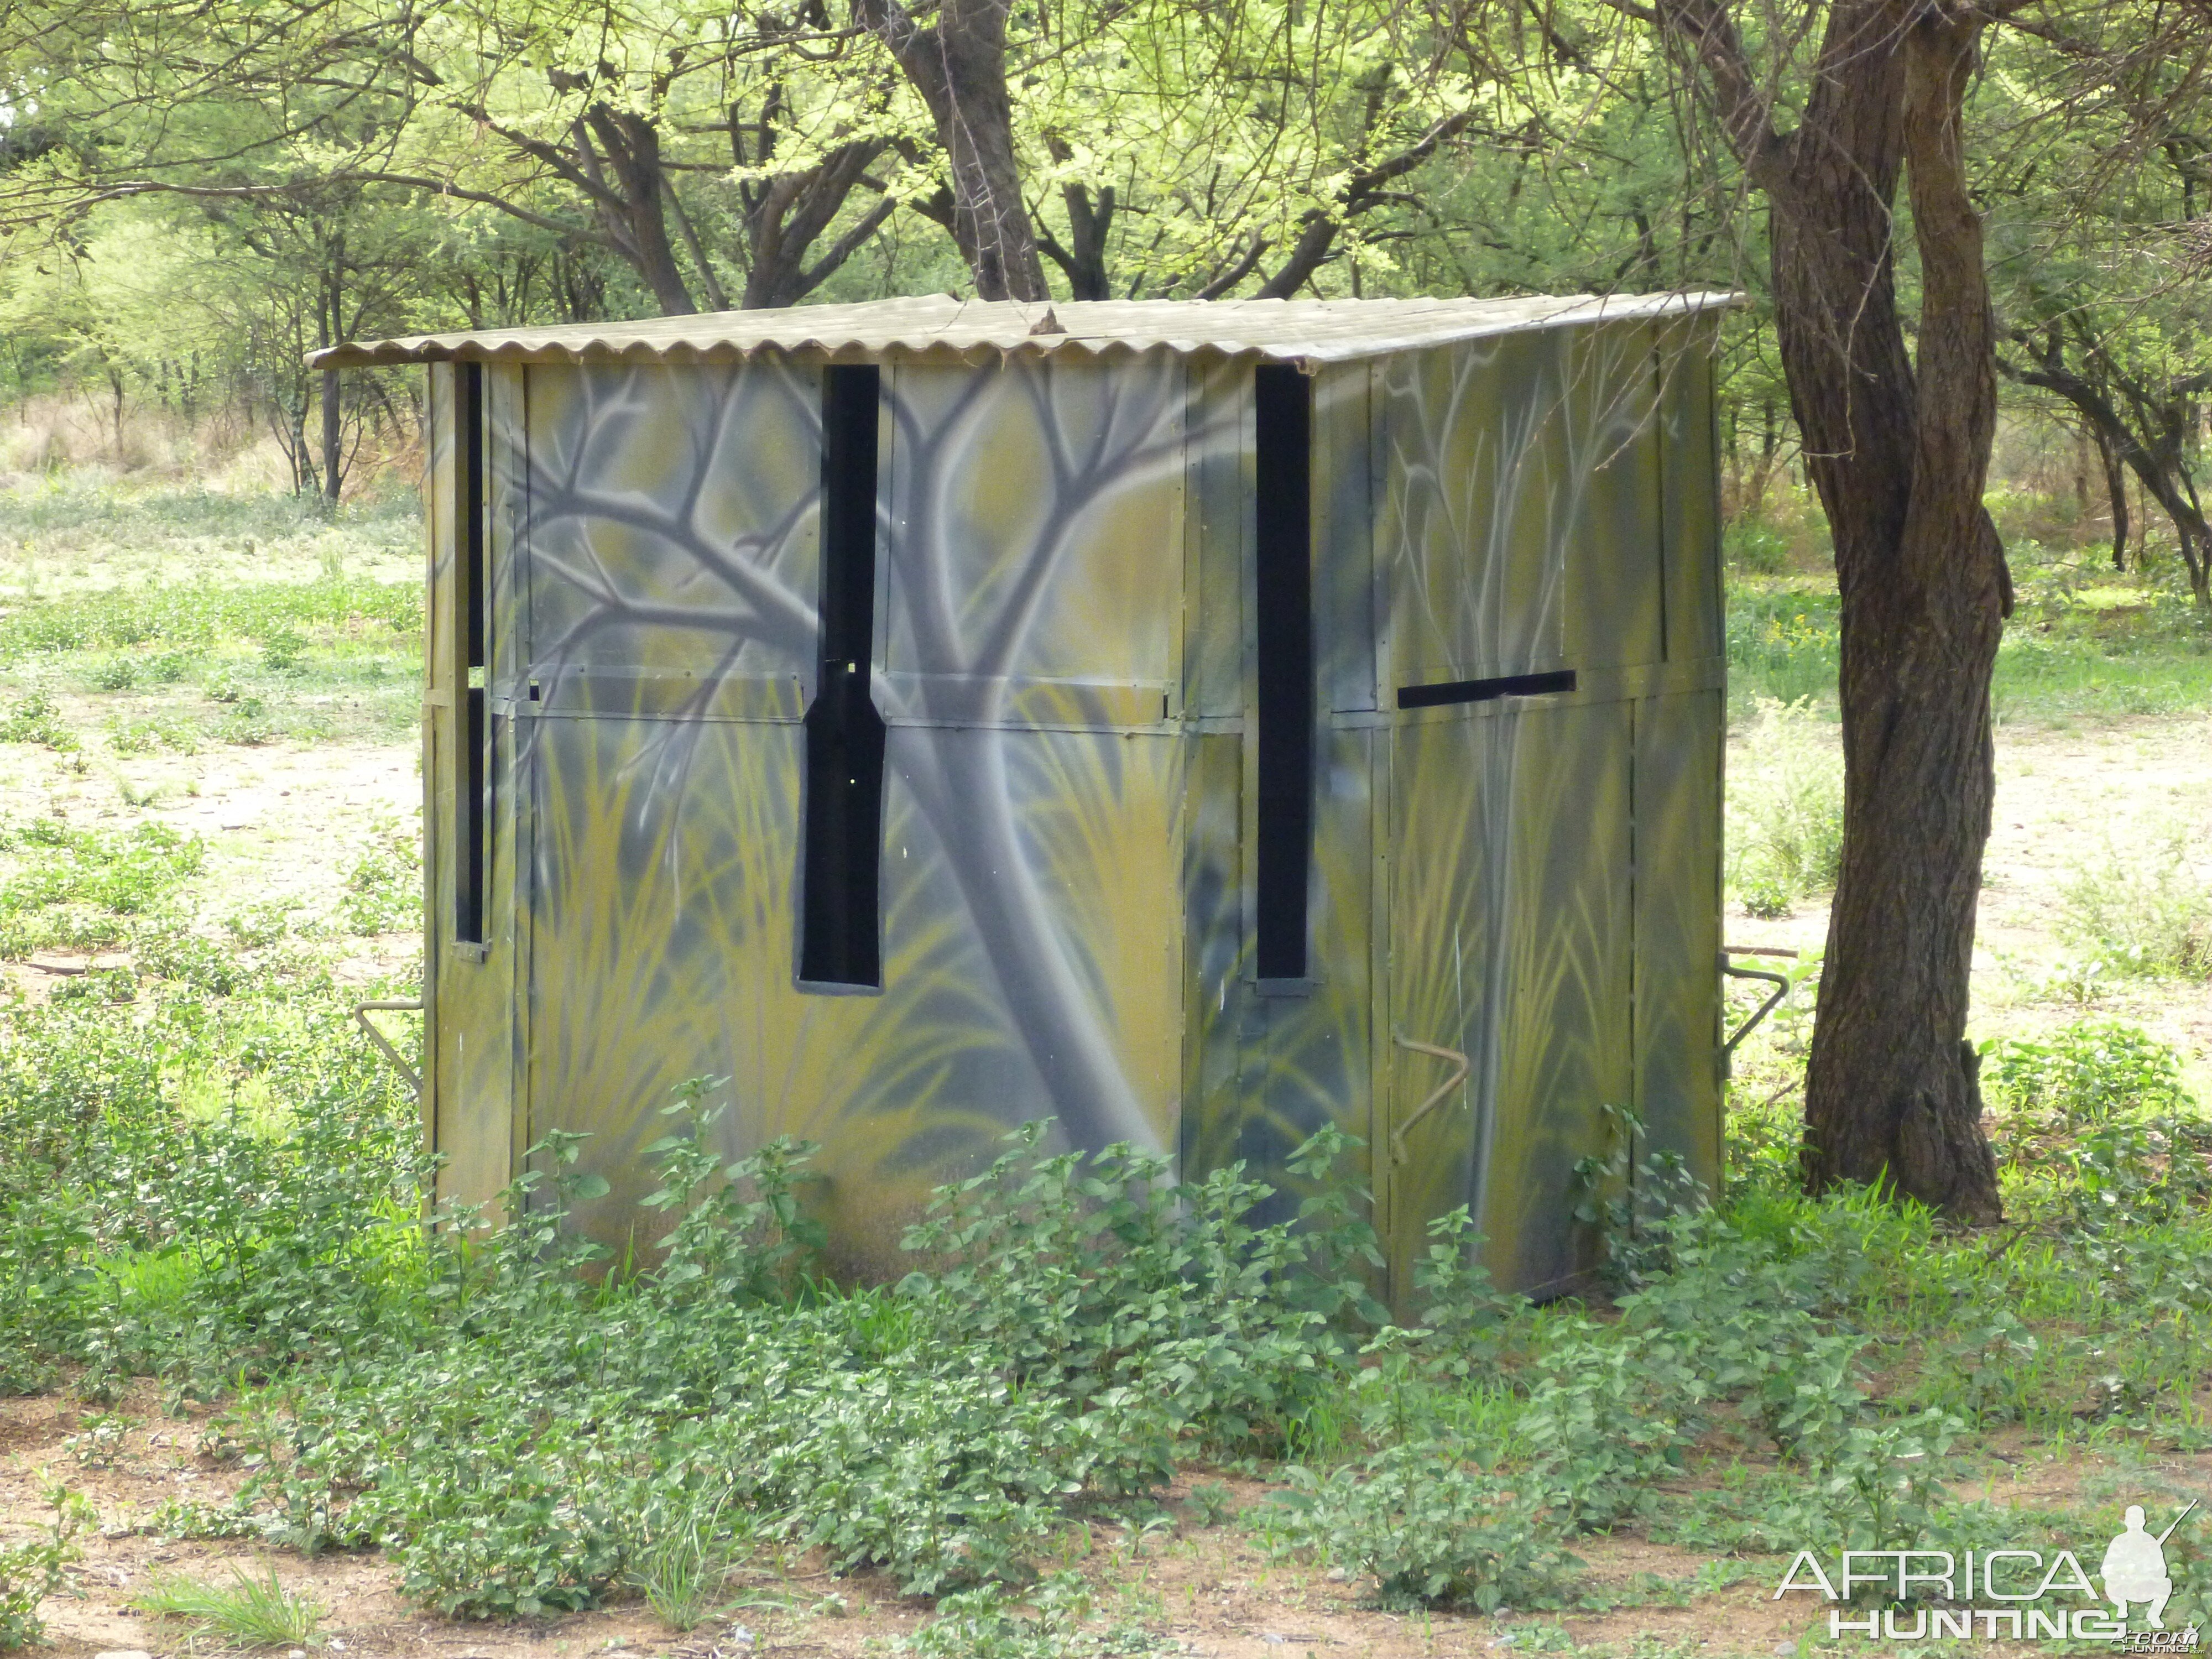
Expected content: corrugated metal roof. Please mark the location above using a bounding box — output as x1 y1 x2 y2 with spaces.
310 291 1741 369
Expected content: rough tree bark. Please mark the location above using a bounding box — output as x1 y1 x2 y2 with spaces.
729 80 898 309
377 49 894 318
851 0 1048 300
321 368 342 506
319 236 345 504
2096 425 2131 570
1655 0 2009 1220
439 80 701 315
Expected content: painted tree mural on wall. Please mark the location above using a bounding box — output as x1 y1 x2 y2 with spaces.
508 354 1193 1261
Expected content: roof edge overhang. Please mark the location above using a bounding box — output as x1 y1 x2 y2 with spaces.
309 290 1746 371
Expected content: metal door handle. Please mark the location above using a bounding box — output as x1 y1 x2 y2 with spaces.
1390 1031 1472 1164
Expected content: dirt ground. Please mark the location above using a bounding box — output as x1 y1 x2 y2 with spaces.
4 715 2209 1655
0 727 420 1003
1726 712 2212 1093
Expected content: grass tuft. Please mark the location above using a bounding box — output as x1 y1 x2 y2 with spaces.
137 1562 327 1650
624 1500 753 1632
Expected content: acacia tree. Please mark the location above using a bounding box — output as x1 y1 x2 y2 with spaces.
1019 0 1510 301
1667 0 2011 1217
401 0 909 313
1540 0 2212 1218
0 0 456 494
2001 315 2212 603
0 0 916 317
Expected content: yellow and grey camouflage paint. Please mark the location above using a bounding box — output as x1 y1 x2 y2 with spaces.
417 311 1724 1302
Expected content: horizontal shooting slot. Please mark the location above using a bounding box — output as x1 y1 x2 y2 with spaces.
1396 669 1578 711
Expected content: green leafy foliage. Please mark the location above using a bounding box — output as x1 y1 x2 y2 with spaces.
0 692 77 750
900 1122 1381 1472
1723 520 1791 575
2058 835 2212 980
0 1489 93 1651
902 1572 1159 1657
1280 1446 1575 1611
260 627 307 671
1986 1020 2194 1133
0 817 204 958
643 1084 827 1306
1725 587 1839 712
0 573 419 664
107 713 201 754
6 907 2212 1630
336 818 421 935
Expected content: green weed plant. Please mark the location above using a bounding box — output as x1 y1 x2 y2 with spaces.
0 692 76 750
337 821 422 935
0 1490 93 1650
2058 834 2212 980
0 817 202 958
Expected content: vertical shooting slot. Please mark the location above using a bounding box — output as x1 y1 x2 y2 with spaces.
799 364 886 989
1253 363 1313 981
455 362 489 946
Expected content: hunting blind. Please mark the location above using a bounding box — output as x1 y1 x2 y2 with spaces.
318 292 1738 1300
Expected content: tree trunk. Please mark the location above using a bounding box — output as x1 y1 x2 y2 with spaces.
738 140 896 309
1655 0 2005 1219
321 368 342 508
1037 170 1115 300
1251 114 1472 300
1254 213 1340 299
319 239 344 505
2096 425 2130 569
1743 398 1780 519
1783 4 2005 1220
291 389 316 497
853 0 1048 300
935 0 1046 301
2002 337 2212 604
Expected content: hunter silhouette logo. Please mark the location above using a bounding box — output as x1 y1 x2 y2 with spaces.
2105 1501 2197 1630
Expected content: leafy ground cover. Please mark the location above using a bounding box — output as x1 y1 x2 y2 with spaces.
0 482 421 755
0 482 2208 1658
4 977 2212 1657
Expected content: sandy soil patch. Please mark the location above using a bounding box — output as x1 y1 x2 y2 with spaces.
1726 712 2212 1088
